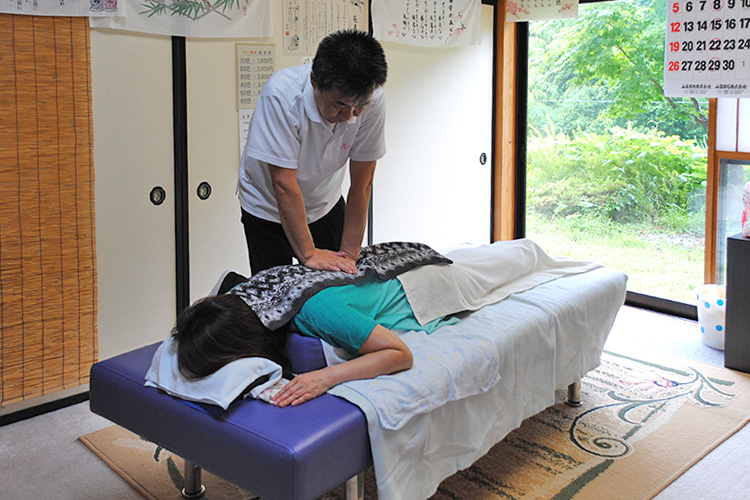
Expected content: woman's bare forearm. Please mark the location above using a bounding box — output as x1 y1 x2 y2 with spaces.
273 325 412 407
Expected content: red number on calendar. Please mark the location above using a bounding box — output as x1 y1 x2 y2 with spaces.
668 60 681 71
672 2 680 11
671 21 681 32
670 41 680 52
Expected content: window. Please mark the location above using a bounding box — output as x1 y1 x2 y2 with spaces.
524 0 708 311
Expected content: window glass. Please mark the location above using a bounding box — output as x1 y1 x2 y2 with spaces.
526 0 708 304
716 159 750 283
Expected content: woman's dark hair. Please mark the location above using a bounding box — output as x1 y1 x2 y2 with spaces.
312 29 387 101
172 294 291 380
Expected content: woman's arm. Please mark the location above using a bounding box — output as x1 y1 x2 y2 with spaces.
271 325 413 407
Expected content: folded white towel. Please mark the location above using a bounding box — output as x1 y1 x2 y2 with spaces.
144 336 283 410
398 238 601 325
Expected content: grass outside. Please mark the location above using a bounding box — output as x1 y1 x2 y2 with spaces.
526 212 705 304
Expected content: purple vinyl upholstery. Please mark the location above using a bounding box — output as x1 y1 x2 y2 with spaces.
285 332 328 374
89 337 371 500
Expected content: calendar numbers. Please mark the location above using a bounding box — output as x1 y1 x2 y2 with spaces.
664 0 750 97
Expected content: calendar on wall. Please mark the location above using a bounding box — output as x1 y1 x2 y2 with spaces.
664 0 750 98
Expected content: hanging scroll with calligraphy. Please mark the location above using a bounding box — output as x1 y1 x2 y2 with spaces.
505 0 578 22
282 0 368 56
1 0 120 16
372 0 482 47
89 0 271 39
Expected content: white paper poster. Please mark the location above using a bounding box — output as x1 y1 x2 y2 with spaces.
282 0 368 56
505 0 578 22
664 0 750 98
239 109 253 155
1 0 120 16
237 44 274 109
372 0 482 47
89 0 272 39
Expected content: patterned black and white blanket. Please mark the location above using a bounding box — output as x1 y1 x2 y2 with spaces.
229 242 452 330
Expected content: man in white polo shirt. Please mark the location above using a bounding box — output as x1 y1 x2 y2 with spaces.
238 30 387 275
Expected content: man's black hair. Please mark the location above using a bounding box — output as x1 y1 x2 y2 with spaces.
312 29 388 101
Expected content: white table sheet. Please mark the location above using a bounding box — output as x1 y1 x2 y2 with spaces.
330 266 628 500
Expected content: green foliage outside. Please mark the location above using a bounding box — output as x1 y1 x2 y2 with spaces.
526 0 709 303
528 127 706 229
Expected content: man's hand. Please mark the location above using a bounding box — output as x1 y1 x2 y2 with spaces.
302 248 358 274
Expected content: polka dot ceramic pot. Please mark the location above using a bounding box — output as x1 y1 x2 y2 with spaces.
695 284 726 351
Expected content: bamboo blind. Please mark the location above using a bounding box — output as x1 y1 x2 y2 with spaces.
0 14 98 406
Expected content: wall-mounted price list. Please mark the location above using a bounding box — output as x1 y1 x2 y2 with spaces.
236 44 275 110
664 0 750 98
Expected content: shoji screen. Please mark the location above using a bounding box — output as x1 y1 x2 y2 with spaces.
0 14 97 406
716 98 750 153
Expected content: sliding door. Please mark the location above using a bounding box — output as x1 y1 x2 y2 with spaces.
371 4 494 250
91 30 176 358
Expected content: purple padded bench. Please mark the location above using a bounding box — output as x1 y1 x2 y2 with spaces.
89 334 371 500
89 333 584 500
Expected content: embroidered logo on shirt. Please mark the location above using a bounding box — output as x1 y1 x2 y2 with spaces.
340 142 352 150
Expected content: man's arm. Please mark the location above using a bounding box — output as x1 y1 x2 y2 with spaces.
339 160 376 261
268 164 357 274
271 325 413 407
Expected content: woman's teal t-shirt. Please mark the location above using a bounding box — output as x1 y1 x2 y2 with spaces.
291 275 458 354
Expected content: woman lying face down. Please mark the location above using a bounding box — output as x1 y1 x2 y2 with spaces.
172 273 456 407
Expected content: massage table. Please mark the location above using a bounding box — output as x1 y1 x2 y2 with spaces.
89 263 627 500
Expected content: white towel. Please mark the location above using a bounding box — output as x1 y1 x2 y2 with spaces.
329 327 500 430
398 238 601 325
144 337 283 410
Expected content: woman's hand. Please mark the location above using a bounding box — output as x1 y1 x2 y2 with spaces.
272 370 333 407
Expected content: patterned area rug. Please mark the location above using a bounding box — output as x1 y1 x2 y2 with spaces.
80 351 750 500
